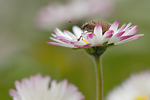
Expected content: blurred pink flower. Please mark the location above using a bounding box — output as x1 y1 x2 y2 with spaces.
9 74 84 100
36 0 114 30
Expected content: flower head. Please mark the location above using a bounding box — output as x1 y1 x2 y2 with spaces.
47 20 144 56
106 71 150 100
9 74 84 100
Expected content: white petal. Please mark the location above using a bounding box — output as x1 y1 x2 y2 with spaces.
116 22 132 33
94 24 102 43
55 28 66 36
87 33 97 45
109 20 119 33
64 30 77 39
100 30 113 44
115 34 144 45
9 74 84 100
123 26 138 36
48 42 75 48
72 26 83 38
106 71 150 100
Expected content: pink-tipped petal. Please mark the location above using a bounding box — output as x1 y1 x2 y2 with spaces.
87 33 97 45
87 33 95 39
47 42 74 48
124 22 132 30
99 30 113 44
104 30 114 38
118 22 132 32
74 44 91 47
131 34 144 40
120 35 135 41
9 89 21 100
9 89 19 97
47 42 61 46
109 20 119 32
94 24 102 39
64 30 76 39
56 36 67 39
51 34 57 38
131 29 139 34
128 25 135 30
15 81 21 91
106 34 113 38
118 25 127 32
54 28 65 36
115 34 144 45
50 37 67 44
55 36 73 43
59 38 70 43
123 25 138 35
115 31 125 37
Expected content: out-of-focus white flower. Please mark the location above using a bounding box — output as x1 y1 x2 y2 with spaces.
9 74 84 100
106 71 150 100
47 20 144 48
36 0 114 30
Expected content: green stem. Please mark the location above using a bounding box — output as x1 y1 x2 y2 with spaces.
93 56 103 100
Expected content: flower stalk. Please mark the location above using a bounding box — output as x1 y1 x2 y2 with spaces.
47 20 144 100
93 55 103 100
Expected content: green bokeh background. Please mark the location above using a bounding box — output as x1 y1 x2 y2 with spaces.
0 0 150 100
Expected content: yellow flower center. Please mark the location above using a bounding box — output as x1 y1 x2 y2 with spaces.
83 39 88 44
136 95 148 100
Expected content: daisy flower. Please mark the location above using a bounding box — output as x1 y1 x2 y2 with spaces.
106 71 150 100
47 20 144 100
9 74 84 100
47 20 144 56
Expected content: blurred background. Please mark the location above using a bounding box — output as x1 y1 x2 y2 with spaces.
0 0 150 100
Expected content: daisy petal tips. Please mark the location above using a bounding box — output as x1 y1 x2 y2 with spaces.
9 74 84 100
47 20 144 56
47 20 144 48
47 26 87 48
